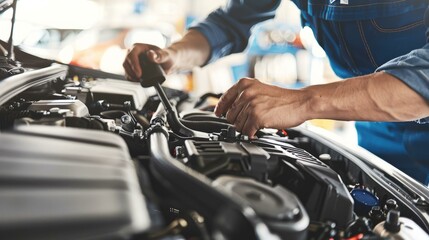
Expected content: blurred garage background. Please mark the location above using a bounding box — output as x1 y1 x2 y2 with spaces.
0 0 357 143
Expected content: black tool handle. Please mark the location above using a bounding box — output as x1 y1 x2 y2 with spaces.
139 53 166 88
138 53 197 137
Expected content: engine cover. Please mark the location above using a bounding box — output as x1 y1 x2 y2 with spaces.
184 138 354 228
27 99 89 117
0 125 150 240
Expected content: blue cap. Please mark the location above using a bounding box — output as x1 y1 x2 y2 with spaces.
351 188 379 216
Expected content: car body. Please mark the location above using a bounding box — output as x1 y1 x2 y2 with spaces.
1 41 429 239
1 0 429 238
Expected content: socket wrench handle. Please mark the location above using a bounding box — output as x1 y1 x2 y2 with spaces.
139 53 166 88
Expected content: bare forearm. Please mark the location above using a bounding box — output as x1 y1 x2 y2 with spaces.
166 29 211 71
306 72 429 122
215 73 429 137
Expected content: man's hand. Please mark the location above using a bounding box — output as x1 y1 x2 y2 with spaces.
215 72 429 137
214 78 311 137
123 30 211 82
123 44 175 82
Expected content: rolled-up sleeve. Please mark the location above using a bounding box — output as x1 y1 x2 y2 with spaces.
377 6 429 102
190 0 281 64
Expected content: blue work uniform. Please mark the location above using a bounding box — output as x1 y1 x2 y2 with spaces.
191 0 429 183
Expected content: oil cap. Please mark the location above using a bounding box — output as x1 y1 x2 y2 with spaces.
351 188 380 216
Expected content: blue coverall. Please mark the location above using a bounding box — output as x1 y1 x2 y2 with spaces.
191 0 429 183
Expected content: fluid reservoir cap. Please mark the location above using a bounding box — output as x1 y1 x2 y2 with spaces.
351 188 379 216
385 199 399 212
369 206 386 226
385 210 401 233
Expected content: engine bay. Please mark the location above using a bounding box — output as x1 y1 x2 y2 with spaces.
1 57 429 240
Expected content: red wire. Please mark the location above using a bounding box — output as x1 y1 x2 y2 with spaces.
343 233 364 240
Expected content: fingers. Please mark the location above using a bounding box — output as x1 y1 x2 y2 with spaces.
123 59 138 81
129 50 142 78
225 90 251 124
215 78 299 137
147 49 169 64
232 102 250 132
123 46 143 80
234 101 261 137
214 78 263 137
241 114 259 138
123 44 170 81
214 86 237 117
214 78 256 117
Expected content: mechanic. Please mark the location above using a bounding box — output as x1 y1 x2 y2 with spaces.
124 1 429 184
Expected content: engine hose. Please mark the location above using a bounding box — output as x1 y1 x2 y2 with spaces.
146 125 267 240
182 114 230 124
180 119 232 133
0 110 41 130
194 93 223 108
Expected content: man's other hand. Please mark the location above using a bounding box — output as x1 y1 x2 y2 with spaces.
215 78 311 137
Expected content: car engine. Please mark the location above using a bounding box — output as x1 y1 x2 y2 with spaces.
1 47 429 240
